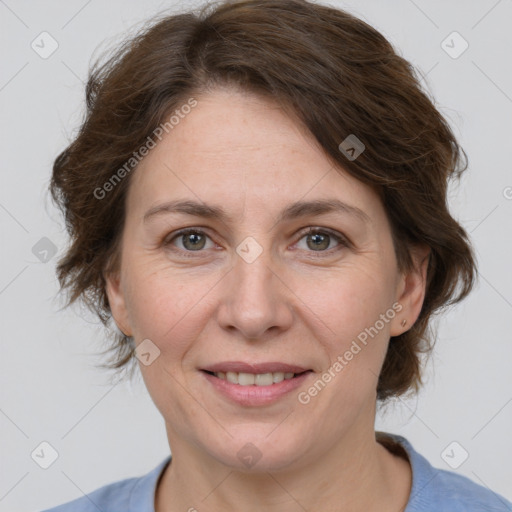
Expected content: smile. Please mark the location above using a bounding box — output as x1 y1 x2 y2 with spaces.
201 367 313 406
206 370 302 386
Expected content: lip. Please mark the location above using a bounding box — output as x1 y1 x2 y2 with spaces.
201 367 313 406
201 361 309 374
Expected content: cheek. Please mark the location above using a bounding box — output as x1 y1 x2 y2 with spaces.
295 265 395 364
296 267 393 339
123 261 219 355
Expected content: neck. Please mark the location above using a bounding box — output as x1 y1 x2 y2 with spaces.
155 418 411 512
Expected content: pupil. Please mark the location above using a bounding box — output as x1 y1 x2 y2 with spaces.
309 233 328 250
184 233 204 250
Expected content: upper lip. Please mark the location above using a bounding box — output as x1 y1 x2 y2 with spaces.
201 361 310 374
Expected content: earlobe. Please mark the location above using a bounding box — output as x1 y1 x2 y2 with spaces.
390 245 430 336
104 271 133 337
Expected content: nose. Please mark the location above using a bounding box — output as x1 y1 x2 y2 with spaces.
216 244 294 341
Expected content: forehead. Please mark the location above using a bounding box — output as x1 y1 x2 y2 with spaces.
126 88 383 225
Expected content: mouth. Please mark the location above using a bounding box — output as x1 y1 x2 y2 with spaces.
199 362 313 406
201 369 311 386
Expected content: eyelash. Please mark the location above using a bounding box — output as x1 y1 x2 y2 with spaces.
163 227 350 259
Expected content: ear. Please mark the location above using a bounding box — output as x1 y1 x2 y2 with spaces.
390 244 430 336
104 270 133 337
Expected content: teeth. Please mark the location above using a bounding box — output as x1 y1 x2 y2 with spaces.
215 371 298 386
238 373 255 385
226 371 238 384
272 372 284 383
255 373 273 386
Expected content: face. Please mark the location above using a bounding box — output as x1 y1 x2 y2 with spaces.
106 88 427 471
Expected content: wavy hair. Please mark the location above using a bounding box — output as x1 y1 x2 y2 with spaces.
50 0 476 400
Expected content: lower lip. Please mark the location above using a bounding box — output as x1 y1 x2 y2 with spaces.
201 371 312 406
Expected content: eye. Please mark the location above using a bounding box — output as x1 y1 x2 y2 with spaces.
163 226 349 258
164 228 215 254
294 227 348 255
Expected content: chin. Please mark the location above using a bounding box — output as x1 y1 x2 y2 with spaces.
200 431 308 473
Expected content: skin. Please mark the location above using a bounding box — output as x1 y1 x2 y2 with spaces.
105 88 429 512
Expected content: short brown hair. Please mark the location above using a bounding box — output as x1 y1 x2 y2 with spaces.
50 0 476 400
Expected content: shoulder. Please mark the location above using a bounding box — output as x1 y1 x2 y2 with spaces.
40 456 171 512
40 476 137 512
379 433 512 512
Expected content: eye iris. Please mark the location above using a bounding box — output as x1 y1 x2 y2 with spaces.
176 230 336 252
307 232 330 251
183 232 205 250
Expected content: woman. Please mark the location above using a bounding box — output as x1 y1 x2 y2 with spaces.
42 0 512 510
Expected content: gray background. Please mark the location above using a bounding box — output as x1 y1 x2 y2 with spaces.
1 0 511 510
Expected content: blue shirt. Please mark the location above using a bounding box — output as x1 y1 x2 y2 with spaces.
41 433 512 511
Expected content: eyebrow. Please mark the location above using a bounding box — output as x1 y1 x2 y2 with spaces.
142 198 371 225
